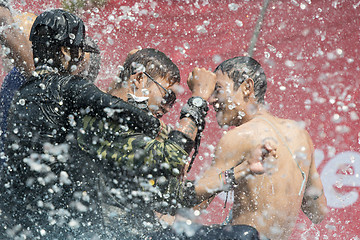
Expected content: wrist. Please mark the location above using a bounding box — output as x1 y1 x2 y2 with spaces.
219 167 236 191
191 92 210 100
180 97 209 132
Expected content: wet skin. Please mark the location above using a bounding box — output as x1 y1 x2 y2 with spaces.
195 72 327 239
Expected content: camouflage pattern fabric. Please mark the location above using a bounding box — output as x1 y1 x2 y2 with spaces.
77 115 189 215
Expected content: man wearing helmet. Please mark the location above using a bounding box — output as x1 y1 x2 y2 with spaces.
0 9 214 239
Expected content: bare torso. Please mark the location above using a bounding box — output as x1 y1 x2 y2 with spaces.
230 115 312 239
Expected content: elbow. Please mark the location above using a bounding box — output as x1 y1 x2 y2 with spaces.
0 8 11 26
309 205 329 224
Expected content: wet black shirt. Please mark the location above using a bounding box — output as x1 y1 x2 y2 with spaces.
0 73 162 239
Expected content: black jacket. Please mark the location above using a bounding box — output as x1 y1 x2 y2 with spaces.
0 73 162 239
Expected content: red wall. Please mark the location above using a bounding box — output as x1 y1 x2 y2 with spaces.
5 0 360 238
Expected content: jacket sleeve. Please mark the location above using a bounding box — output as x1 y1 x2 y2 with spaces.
61 76 161 138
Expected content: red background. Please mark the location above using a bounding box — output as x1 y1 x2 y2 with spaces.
2 0 360 239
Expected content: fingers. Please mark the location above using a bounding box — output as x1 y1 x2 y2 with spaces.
249 162 265 174
187 67 216 100
262 137 278 160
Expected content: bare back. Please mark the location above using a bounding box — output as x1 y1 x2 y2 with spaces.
230 115 318 239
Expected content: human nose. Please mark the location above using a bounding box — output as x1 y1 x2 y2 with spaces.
208 93 218 105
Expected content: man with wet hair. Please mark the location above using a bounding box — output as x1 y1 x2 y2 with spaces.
182 56 328 239
77 48 217 238
0 9 215 239
78 49 267 239
0 10 214 239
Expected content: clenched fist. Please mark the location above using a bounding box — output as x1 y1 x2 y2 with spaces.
187 67 216 100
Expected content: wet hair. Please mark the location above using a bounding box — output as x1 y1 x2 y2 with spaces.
117 48 180 88
214 56 267 103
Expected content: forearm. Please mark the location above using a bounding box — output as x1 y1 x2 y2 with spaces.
69 78 161 137
302 189 328 224
0 8 34 75
175 118 198 141
195 164 251 202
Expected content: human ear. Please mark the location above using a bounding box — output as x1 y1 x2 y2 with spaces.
60 46 72 69
241 78 254 97
131 72 145 89
60 46 72 62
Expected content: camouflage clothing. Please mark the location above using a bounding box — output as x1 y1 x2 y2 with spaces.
77 114 192 237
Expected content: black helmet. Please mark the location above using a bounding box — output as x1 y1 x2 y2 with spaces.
30 9 85 49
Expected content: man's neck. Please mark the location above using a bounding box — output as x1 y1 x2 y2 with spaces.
107 87 128 101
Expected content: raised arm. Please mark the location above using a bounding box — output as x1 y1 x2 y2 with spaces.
74 68 217 214
182 129 277 207
301 134 328 223
0 6 34 76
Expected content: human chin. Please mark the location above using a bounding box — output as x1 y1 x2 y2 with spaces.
216 111 227 127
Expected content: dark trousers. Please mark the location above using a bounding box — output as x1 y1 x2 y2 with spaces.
148 224 260 240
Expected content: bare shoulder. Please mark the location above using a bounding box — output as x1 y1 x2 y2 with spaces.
281 118 314 147
214 123 258 168
218 123 258 149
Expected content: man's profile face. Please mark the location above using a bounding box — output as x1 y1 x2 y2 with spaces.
210 71 244 127
146 77 178 119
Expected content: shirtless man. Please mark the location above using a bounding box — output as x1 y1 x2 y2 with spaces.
191 56 328 239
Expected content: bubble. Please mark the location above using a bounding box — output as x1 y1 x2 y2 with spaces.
18 99 25 105
68 219 80 228
39 83 46 90
335 125 350 134
235 20 243 27
40 229 46 236
350 111 359 121
327 52 336 60
285 60 295 67
107 37 114 45
212 55 222 64
196 25 207 34
331 113 341 123
228 3 240 11
336 48 343 55
60 171 71 185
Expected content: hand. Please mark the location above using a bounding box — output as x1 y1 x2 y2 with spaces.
248 138 278 174
187 67 216 100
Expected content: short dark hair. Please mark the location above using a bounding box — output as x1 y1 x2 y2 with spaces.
117 48 180 88
214 56 267 103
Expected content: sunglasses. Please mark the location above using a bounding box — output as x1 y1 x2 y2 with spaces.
143 72 177 107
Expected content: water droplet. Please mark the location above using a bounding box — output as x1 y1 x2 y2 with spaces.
235 20 243 27
18 99 25 105
228 3 240 11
